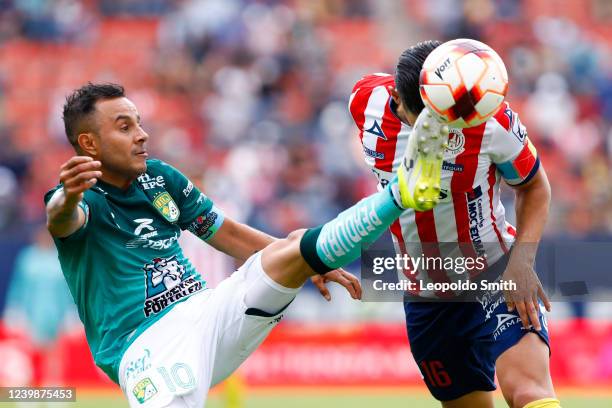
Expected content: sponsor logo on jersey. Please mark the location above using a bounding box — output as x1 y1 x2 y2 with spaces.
125 349 152 383
134 218 155 236
467 186 486 257
153 192 180 223
476 290 505 320
187 211 218 240
437 188 452 203
196 193 206 204
132 377 157 404
363 146 385 159
442 161 464 172
182 181 194 197
142 256 202 317
365 120 387 140
510 112 527 143
138 174 166 190
127 232 178 250
493 313 521 340
127 218 181 250
445 129 465 155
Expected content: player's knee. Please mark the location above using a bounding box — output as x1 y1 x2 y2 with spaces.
286 228 307 243
261 229 313 283
285 229 315 278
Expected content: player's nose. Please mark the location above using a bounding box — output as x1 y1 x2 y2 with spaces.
136 127 149 143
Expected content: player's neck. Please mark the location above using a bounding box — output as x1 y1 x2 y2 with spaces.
98 169 136 191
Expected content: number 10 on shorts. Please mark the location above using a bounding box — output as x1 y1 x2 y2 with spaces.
157 363 196 392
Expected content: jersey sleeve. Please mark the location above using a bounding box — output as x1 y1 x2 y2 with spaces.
153 160 225 241
488 104 540 186
43 185 92 242
348 73 397 187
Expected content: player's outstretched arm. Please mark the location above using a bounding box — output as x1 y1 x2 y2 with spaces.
206 216 276 263
46 156 102 238
502 166 552 330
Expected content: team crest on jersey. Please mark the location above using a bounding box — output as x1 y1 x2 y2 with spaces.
152 192 180 223
142 256 203 317
445 129 465 155
132 377 157 404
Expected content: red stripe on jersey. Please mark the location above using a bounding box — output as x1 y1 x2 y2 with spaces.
377 98 402 172
349 86 374 144
507 225 516 237
493 102 511 131
415 210 453 298
390 220 420 296
487 165 509 254
451 125 486 278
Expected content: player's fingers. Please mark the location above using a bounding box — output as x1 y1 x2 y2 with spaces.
64 171 102 187
60 161 102 182
335 274 358 300
72 178 98 193
312 277 331 301
528 296 541 331
515 301 530 329
64 175 100 197
343 271 362 300
538 285 552 312
60 156 94 171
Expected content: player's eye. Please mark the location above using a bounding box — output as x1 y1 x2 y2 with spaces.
120 124 129 132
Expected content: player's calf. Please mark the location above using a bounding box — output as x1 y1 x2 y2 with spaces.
497 333 557 408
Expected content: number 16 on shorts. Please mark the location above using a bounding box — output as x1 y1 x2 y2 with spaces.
419 360 452 388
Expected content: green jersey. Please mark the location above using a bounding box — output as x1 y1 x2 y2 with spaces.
44 159 224 383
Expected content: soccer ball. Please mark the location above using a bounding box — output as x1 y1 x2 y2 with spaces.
419 38 508 128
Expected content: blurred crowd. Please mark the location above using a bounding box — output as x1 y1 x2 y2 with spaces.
0 0 611 270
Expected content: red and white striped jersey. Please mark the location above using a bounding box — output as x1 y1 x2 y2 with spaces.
349 74 540 297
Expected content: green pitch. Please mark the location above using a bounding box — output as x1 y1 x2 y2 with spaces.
2 392 610 407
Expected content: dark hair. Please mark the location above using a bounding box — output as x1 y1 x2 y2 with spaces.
395 40 442 115
62 82 125 147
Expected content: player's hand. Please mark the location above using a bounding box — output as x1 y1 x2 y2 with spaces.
501 256 551 331
311 269 362 301
59 156 102 206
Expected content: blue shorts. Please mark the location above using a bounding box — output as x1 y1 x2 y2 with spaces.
404 275 550 401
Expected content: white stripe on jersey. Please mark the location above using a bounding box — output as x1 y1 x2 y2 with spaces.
361 86 391 167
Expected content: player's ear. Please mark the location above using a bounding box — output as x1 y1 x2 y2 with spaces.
77 132 98 156
388 86 401 104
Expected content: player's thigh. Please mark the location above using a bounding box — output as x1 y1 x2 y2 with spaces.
209 252 293 385
496 332 555 408
119 293 214 408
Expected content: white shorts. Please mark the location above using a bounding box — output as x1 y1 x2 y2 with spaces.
118 252 297 407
